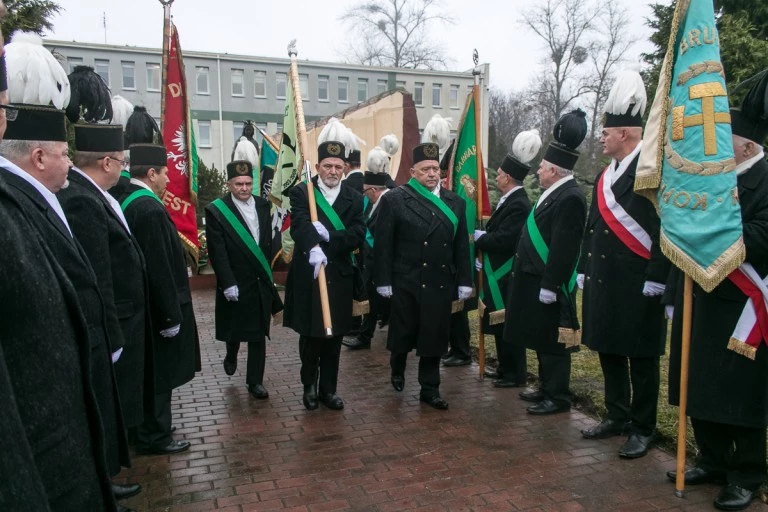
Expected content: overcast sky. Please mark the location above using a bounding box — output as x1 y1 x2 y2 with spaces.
48 0 657 92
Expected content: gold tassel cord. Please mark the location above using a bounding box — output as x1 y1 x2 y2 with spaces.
727 338 757 360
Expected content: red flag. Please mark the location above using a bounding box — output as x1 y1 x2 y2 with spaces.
162 24 198 258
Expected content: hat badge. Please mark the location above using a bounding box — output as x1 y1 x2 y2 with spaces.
424 144 439 159
236 162 249 175
327 143 341 156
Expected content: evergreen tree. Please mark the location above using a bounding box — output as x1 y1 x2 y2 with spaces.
2 0 61 43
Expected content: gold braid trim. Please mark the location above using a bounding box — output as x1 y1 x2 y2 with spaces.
558 328 581 348
660 232 745 292
727 338 757 360
677 61 725 86
178 231 199 268
451 300 464 314
352 300 370 317
488 309 505 326
665 138 736 175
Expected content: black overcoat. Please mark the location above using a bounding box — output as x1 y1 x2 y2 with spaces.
117 183 201 392
205 193 283 343
343 171 364 193
59 170 153 428
580 156 670 357
504 179 586 354
475 188 531 334
2 169 129 474
667 158 768 427
283 178 365 337
361 197 384 285
374 184 472 357
0 178 117 511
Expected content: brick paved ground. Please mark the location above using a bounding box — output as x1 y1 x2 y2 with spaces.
118 288 763 511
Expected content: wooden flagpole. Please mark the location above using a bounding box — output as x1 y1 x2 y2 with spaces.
472 50 486 378
675 275 694 497
288 41 333 337
159 0 173 132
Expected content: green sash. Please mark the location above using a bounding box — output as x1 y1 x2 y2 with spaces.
525 204 578 295
120 188 162 211
480 253 514 311
120 170 130 180
406 178 458 236
314 188 358 263
210 199 273 281
362 195 374 247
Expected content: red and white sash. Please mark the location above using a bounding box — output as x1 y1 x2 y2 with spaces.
727 263 768 359
595 143 651 260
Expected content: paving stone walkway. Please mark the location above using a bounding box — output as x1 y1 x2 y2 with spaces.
118 288 762 511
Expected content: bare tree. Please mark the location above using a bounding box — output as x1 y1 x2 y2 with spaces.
339 0 453 69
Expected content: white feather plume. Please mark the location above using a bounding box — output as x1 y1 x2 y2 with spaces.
366 146 390 175
110 95 134 127
318 117 360 156
421 114 453 155
234 137 259 169
511 129 542 164
379 134 399 156
5 31 71 109
605 65 647 118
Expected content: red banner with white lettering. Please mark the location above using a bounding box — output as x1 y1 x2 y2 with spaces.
162 24 199 258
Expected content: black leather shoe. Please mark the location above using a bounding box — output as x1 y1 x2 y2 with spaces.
391 374 405 392
519 388 545 402
527 399 570 415
303 385 318 410
112 482 142 500
581 419 631 440
714 484 755 511
666 466 726 486
223 357 237 376
420 394 449 410
138 439 191 455
493 379 526 388
441 351 453 361
248 384 269 399
320 393 344 410
443 356 471 367
619 432 655 458
484 368 502 379
345 338 371 350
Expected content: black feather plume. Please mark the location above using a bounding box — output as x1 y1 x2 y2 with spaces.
740 69 768 123
66 65 113 123
125 106 162 146
553 109 588 150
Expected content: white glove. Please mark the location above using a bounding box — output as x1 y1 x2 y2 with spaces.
539 288 557 304
111 347 123 363
665 305 674 320
223 285 239 302
312 221 330 242
376 286 393 298
473 230 486 241
309 246 327 279
576 274 585 290
475 258 482 271
160 324 180 338
458 286 473 301
642 281 666 297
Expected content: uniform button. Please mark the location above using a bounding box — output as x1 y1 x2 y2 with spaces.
424 242 428 246
598 279 603 284
441 264 446 268
586 276 591 281
440 285 444 289
604 229 609 235
443 243 447 247
601 254 606 259
587 252 592 257
589 229 594 234
423 262 427 267
422 284 426 288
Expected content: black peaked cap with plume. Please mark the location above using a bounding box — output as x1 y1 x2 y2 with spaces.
543 109 588 171
731 68 768 143
66 65 113 123
125 106 162 146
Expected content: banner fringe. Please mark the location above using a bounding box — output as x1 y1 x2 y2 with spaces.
488 309 505 326
660 234 745 293
727 338 757 360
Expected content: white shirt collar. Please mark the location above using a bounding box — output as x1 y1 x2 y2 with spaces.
735 150 766 176
317 177 341 205
497 185 522 208
231 193 259 241
130 177 155 193
608 141 643 184
0 154 72 236
346 169 363 177
368 188 389 217
72 167 131 233
537 175 574 208
431 183 441 197
231 193 255 208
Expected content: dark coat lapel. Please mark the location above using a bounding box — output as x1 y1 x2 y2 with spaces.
69 171 131 235
535 179 575 219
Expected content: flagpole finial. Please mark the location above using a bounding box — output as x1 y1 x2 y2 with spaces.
288 40 297 58
158 0 174 5
473 49 479 67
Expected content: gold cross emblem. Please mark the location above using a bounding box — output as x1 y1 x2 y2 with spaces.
671 82 731 156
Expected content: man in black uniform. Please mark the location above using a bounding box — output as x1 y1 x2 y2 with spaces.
59 123 151 502
343 148 364 192
283 141 365 410
115 143 201 455
665 70 768 512
505 110 588 416
474 130 539 387
375 142 472 409
0 105 130 497
205 160 283 398
578 69 669 459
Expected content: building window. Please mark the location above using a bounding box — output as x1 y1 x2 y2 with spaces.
396 80 406 89
233 121 243 143
432 83 442 108
94 59 109 86
414 82 424 106
357 78 368 102
146 63 161 91
231 69 244 97
377 79 387 95
299 73 309 101
197 121 212 147
67 57 83 73
317 75 329 102
276 73 287 100
196 67 209 95
254 71 266 98
338 77 349 103
450 84 460 108
121 61 135 90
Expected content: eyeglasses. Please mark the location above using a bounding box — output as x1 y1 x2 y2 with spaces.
101 156 127 167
